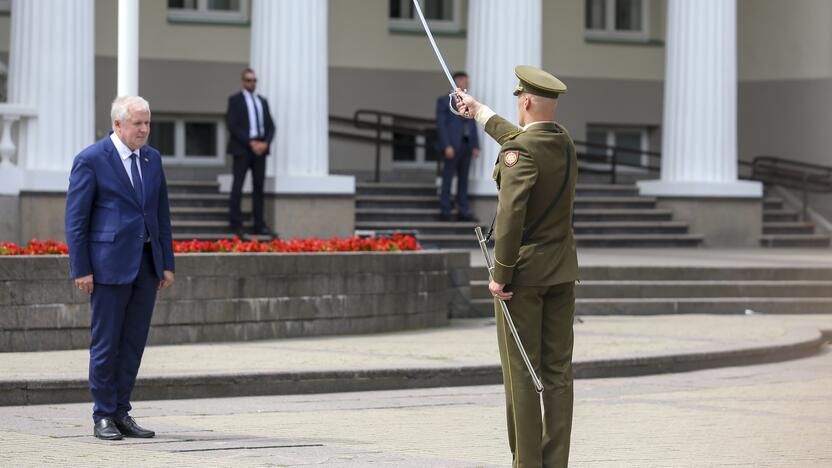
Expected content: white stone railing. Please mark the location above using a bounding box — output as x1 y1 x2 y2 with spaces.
0 104 36 170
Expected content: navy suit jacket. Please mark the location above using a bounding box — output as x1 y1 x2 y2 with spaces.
225 91 276 157
435 95 479 153
65 135 175 285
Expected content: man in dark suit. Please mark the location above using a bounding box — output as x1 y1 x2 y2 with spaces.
226 68 276 237
436 71 480 222
65 96 175 441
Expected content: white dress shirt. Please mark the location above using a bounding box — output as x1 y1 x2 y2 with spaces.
242 89 265 139
110 132 142 185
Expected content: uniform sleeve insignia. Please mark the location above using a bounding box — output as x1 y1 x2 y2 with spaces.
503 151 519 167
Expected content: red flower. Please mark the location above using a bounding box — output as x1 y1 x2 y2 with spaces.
1 235 420 255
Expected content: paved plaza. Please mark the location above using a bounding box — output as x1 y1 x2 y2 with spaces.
1 347 831 467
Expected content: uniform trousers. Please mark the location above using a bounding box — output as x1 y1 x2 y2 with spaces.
496 281 575 468
89 243 158 422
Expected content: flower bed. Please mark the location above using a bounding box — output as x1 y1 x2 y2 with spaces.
0 235 420 256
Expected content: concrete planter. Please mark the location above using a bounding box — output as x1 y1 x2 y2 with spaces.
0 250 471 352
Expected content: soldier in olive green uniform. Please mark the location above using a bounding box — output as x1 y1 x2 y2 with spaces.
456 65 578 468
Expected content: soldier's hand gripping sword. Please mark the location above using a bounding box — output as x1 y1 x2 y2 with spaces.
411 0 470 118
475 226 544 394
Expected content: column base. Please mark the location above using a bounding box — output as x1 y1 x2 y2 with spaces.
638 180 763 198
656 197 762 247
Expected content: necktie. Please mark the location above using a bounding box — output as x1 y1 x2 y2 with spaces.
130 154 143 207
253 95 263 139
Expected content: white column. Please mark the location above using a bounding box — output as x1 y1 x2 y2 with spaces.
6 0 95 191
248 0 352 194
639 0 760 198
117 0 140 96
465 0 542 195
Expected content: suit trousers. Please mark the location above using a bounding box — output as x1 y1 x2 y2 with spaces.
496 281 575 468
89 243 158 422
229 151 266 229
439 141 472 215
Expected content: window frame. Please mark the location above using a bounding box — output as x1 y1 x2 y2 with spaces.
585 0 650 43
389 0 464 34
167 0 249 25
151 115 226 166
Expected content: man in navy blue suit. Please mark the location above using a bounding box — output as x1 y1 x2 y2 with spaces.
436 71 480 222
65 96 175 441
226 68 276 237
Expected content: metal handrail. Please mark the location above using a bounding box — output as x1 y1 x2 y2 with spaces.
750 155 832 220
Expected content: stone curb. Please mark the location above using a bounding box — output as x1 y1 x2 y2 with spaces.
0 327 826 406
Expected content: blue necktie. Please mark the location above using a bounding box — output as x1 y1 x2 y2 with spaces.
130 154 143 207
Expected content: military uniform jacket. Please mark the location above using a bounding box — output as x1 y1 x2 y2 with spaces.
484 113 578 286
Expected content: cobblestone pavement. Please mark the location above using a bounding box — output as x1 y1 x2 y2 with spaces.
1 344 831 467
3 315 831 381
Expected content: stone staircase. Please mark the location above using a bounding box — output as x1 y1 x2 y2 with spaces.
464 263 832 318
355 181 703 248
167 180 271 241
761 190 830 247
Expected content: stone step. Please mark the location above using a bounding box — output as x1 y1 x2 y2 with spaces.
576 234 703 248
468 265 832 282
763 210 800 223
172 220 260 234
166 180 221 194
356 182 436 197
355 208 677 223
355 208 444 222
574 184 639 197
763 197 784 210
760 234 831 248
420 233 703 249
171 232 274 241
573 197 658 210
762 222 816 235
356 221 690 236
354 195 658 210
464 297 832 318
355 195 438 209
169 207 252 222
572 209 675 222
469 279 832 300
168 193 230 208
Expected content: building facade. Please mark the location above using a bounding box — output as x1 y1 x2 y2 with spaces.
0 0 830 242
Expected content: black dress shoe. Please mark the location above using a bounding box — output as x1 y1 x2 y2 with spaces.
251 224 274 236
439 212 453 222
457 213 479 223
94 418 123 440
114 415 155 438
230 226 247 239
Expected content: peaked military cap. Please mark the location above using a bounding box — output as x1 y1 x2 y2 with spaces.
513 65 567 98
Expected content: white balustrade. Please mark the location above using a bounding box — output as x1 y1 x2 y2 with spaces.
0 105 36 169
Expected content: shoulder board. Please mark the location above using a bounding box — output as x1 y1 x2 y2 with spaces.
496 129 524 145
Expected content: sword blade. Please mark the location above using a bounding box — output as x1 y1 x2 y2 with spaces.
411 0 457 91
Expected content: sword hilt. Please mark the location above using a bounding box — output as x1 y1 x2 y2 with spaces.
448 93 471 118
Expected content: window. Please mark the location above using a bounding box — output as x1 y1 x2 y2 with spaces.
389 0 463 34
167 0 247 24
585 0 649 42
586 125 650 169
149 116 226 166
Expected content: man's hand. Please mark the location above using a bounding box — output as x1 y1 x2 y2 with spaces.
249 140 268 156
455 90 482 119
159 270 175 290
75 274 94 295
444 146 455 159
472 148 480 159
489 280 513 301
